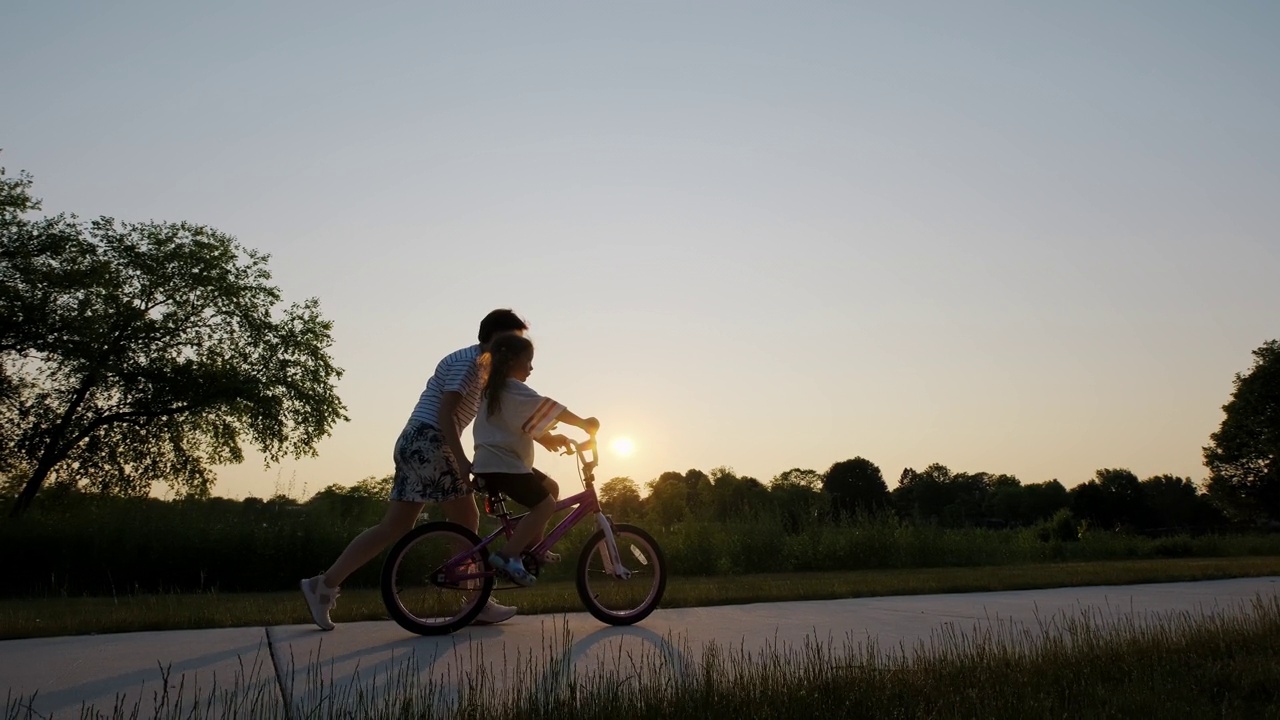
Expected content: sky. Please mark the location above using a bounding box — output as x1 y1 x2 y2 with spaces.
3 1 1278 500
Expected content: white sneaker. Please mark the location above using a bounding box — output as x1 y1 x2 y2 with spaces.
301 575 338 631
473 598 517 625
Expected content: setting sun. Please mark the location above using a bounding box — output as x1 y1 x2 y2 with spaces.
610 437 635 457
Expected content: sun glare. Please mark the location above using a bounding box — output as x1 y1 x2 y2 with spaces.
610 437 635 457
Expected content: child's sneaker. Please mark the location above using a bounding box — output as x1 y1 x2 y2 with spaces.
488 553 536 587
300 575 339 631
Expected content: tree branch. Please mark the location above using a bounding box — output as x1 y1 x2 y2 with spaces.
60 403 204 455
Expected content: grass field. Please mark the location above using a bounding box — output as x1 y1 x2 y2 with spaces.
4 556 1278 640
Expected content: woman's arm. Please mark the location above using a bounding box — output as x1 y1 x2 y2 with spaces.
438 391 472 478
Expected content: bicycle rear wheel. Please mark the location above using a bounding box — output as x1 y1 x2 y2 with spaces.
381 521 493 635
575 523 666 625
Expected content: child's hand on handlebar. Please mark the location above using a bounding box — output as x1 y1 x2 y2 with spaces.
538 433 573 452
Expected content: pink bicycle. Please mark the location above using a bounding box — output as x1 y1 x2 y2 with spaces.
380 435 667 635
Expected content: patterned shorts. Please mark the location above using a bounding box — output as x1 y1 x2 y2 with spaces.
390 422 472 503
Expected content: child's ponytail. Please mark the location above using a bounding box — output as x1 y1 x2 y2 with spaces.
481 334 534 416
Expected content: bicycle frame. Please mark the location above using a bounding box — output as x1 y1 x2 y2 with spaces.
492 485 605 560
441 436 630 584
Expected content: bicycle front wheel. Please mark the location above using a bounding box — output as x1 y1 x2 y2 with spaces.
575 523 666 625
381 521 493 635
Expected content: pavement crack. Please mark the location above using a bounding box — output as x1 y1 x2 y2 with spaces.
264 626 292 720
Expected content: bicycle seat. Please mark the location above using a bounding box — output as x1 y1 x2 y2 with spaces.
473 480 509 515
471 476 515 518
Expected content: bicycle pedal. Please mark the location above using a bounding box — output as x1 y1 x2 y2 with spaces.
520 554 542 577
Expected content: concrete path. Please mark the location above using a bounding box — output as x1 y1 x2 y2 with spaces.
3 576 1277 718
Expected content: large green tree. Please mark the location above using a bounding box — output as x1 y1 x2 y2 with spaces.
771 467 823 492
1204 340 1280 522
892 463 956 522
1069 468 1145 530
599 476 643 520
644 471 688 526
769 467 827 530
1141 474 1221 529
707 466 769 517
1020 479 1070 525
1 165 348 516
824 457 888 517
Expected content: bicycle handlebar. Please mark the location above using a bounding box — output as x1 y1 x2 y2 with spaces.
567 435 598 472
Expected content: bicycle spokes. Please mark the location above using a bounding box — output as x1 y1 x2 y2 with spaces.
434 559 485 590
382 523 494 635
576 524 667 625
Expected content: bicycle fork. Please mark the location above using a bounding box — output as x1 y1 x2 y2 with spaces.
595 513 632 579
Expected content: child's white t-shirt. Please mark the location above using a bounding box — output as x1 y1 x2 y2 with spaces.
472 379 565 474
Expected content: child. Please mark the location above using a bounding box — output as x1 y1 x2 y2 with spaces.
300 309 530 630
472 333 599 586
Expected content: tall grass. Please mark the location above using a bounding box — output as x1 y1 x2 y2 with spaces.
7 595 1280 719
653 513 1280 576
4 496 1279 598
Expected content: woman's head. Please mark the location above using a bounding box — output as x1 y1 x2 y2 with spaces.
477 308 529 345
481 333 534 415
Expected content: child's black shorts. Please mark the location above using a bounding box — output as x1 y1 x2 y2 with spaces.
475 468 553 508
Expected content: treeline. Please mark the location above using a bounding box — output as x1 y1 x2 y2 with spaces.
6 485 1280 599
294 458 1233 536
3 459 1273 599
598 460 1236 536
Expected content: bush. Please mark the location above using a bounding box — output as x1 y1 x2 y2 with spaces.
1151 537 1196 558
1036 509 1080 543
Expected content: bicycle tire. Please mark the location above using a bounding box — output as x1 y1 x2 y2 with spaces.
381 521 493 635
575 523 666 625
